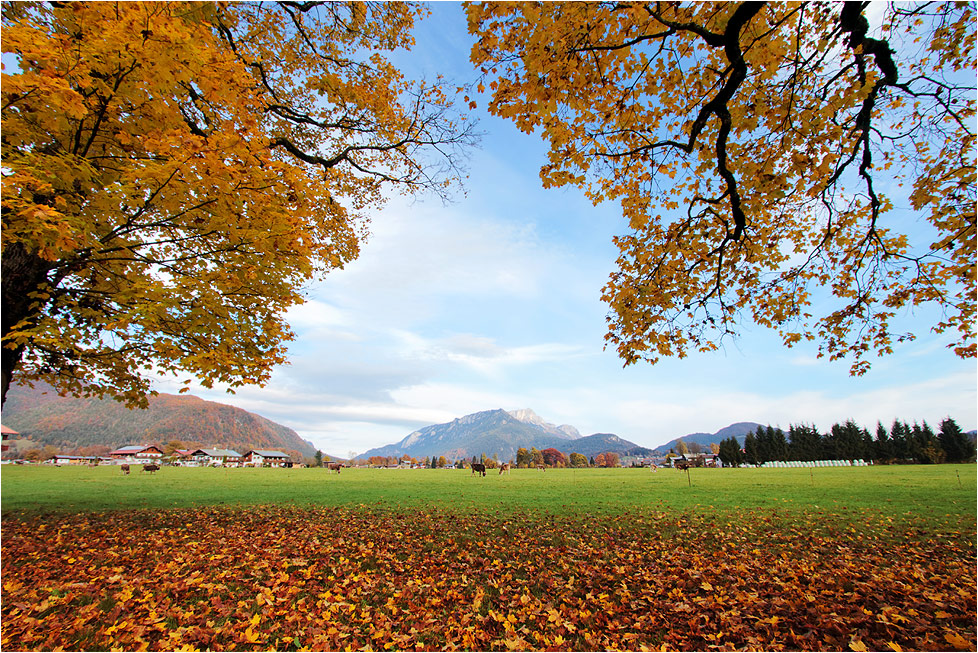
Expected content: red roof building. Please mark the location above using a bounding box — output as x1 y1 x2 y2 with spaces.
1 425 18 452
108 445 164 461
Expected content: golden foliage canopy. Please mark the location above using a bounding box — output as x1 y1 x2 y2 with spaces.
468 1 976 374
2 1 476 405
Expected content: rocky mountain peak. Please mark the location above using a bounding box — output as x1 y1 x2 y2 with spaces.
507 408 546 426
507 408 580 440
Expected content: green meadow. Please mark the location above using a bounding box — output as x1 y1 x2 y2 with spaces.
3 464 975 528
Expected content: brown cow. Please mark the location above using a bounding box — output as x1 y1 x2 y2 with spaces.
120 464 130 475
536 464 546 471
142 463 160 474
675 462 691 472
327 462 342 473
499 463 511 475
471 463 486 477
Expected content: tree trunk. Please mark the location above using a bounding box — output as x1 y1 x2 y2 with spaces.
1 242 52 407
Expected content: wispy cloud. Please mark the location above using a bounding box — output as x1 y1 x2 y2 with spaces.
593 371 978 446
395 332 589 377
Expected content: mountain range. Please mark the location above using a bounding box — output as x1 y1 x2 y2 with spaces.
359 408 755 462
652 422 764 453
1 382 316 457
360 409 577 462
2 382 766 464
357 408 760 460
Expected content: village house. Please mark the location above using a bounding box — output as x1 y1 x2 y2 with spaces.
50 455 110 466
1 425 17 453
187 448 243 467
674 452 720 467
108 445 164 464
168 449 197 464
242 449 290 467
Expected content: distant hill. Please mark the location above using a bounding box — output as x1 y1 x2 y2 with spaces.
359 408 644 462
653 422 763 453
1 382 315 457
566 433 649 457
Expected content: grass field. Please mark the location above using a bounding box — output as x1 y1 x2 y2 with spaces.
3 463 976 521
3 464 975 550
2 464 975 651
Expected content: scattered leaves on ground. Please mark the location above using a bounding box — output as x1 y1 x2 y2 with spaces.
2 507 974 651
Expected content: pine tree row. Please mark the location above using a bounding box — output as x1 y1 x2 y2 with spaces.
717 418 974 467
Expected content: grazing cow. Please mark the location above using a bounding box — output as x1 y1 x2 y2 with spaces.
471 463 486 477
327 462 342 474
142 463 160 474
536 464 546 471
120 464 130 475
675 462 690 472
649 464 658 473
499 463 511 475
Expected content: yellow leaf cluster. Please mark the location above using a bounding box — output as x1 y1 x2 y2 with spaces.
2 2 473 405
468 1 975 373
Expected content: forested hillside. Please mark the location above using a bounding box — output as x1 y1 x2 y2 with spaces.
1 383 314 457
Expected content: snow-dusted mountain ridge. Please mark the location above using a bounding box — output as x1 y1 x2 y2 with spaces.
507 408 581 439
359 408 590 461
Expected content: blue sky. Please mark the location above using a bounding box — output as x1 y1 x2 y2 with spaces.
154 3 976 457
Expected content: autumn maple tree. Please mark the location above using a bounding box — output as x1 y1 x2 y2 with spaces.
468 1 976 374
1 1 475 406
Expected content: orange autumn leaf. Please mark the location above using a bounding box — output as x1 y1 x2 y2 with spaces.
0 506 973 651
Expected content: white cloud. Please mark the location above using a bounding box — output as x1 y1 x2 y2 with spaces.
396 332 589 377
321 199 559 324
389 383 526 418
286 299 354 329
593 371 978 448
297 401 452 427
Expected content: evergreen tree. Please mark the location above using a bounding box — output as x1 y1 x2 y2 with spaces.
939 417 973 463
908 423 926 463
771 427 789 461
788 424 822 461
753 426 771 463
873 422 891 462
314 450 323 468
829 420 865 461
718 437 743 467
860 428 874 461
915 421 945 464
890 420 910 461
743 431 759 465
